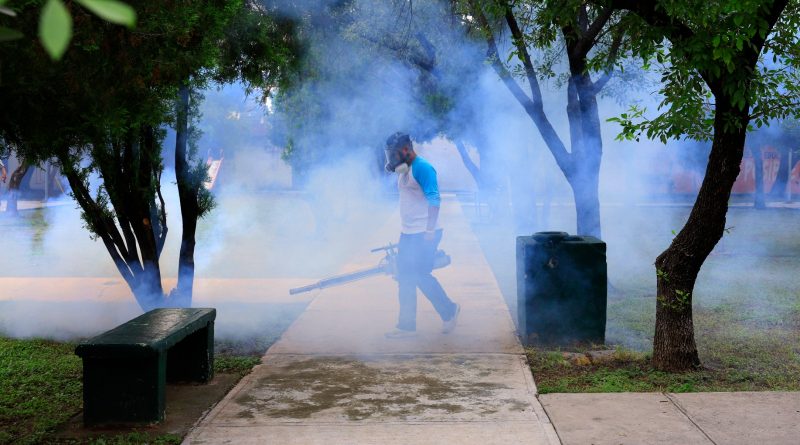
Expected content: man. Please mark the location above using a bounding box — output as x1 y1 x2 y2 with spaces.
0 157 6 184
383 132 460 339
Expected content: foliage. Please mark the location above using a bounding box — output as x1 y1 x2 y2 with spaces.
213 0 300 97
606 0 800 143
0 0 136 59
0 0 299 306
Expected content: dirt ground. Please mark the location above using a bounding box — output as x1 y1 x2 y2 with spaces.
53 373 242 444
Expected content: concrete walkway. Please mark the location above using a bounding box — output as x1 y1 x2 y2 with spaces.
183 198 560 444
540 391 800 445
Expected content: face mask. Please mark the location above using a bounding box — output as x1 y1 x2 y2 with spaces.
384 149 409 174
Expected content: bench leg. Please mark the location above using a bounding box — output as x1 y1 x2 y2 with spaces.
167 321 215 383
82 354 166 425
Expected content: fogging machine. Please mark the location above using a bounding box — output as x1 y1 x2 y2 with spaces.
289 243 451 295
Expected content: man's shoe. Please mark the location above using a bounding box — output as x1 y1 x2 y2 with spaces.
385 328 417 339
442 303 461 334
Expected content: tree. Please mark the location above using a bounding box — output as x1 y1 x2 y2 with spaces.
458 0 634 238
170 1 298 303
600 0 797 370
4 161 29 215
0 0 296 309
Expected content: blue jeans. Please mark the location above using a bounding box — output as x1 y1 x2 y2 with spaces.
396 229 457 331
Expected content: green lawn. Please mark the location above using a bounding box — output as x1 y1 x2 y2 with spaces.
468 202 800 393
0 338 82 445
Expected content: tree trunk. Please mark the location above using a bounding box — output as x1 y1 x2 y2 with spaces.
752 145 766 209
570 72 604 239
570 170 602 238
768 145 788 199
133 262 165 311
454 139 481 188
5 162 29 215
172 83 199 307
652 99 748 371
60 161 164 312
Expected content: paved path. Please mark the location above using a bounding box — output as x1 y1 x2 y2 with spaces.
541 391 800 445
184 198 560 444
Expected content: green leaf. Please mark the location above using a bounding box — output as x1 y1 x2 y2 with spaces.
0 26 23 42
39 0 72 60
76 0 136 27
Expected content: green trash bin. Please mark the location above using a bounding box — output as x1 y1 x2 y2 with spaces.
516 231 607 345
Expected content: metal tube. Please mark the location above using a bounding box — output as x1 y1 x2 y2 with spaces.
290 265 388 295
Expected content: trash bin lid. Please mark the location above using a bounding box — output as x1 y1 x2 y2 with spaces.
532 231 569 242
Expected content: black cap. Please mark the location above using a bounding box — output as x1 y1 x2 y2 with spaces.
385 132 411 152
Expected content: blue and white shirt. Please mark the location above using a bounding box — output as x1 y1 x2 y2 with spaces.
398 157 441 234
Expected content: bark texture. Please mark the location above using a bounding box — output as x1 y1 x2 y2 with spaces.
58 125 168 311
5 162 29 214
172 84 200 307
653 101 748 370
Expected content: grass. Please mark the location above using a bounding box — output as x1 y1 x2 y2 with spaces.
83 433 182 445
467 203 800 393
0 338 82 445
527 345 800 394
0 300 306 445
0 337 271 445
214 356 262 376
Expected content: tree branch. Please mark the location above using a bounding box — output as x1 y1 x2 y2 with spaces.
58 154 137 286
592 28 624 94
503 5 544 104
571 5 614 61
601 0 723 93
747 0 790 65
493 2 573 173
154 167 168 258
454 139 481 186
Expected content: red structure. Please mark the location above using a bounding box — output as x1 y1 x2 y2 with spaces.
661 146 799 196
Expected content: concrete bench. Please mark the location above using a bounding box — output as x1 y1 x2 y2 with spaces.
75 308 216 425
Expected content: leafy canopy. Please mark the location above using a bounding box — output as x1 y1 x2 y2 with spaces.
606 0 800 143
